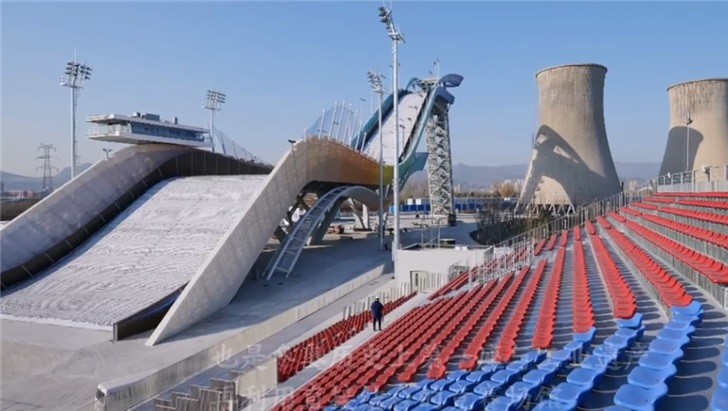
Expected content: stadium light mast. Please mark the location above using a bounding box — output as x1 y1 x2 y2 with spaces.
203 89 227 154
368 69 387 251
60 56 92 179
378 4 404 259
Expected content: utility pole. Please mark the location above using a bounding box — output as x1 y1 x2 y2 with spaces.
36 144 59 191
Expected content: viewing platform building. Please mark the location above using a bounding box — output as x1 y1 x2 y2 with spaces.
86 112 211 147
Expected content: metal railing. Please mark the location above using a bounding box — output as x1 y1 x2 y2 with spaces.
655 163 728 193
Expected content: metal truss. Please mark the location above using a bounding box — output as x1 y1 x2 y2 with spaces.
424 100 455 217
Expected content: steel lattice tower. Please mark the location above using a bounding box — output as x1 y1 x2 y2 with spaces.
36 144 59 191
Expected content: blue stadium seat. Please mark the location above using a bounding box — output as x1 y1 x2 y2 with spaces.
615 326 643 343
603 335 630 351
523 369 552 385
429 391 457 407
505 381 539 400
369 394 391 407
409 404 438 411
393 399 419 411
505 360 529 373
604 406 631 411
537 358 565 373
429 379 453 392
565 367 601 390
573 327 596 344
480 363 504 374
521 350 547 364
627 364 677 389
721 350 728 367
473 380 502 397
613 382 668 410
491 369 518 385
648 337 684 355
485 395 522 411
581 354 611 373
379 396 402 410
446 370 469 381
411 389 435 402
465 370 494 383
548 383 582 408
670 301 703 319
563 340 585 353
396 386 420 400
616 313 643 329
453 393 485 410
638 351 683 369
447 379 476 394
592 344 620 362
416 379 435 389
656 328 691 346
664 318 694 332
550 348 576 363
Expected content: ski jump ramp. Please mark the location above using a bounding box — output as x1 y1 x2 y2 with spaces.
0 74 463 346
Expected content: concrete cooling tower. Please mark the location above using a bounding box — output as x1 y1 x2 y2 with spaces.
518 63 621 212
658 79 728 177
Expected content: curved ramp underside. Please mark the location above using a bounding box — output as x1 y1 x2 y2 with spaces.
265 185 381 279
0 176 266 328
147 138 381 345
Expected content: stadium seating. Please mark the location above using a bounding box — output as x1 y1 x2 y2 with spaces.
277 292 416 382
270 191 728 411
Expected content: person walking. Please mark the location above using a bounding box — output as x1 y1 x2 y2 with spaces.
370 297 384 331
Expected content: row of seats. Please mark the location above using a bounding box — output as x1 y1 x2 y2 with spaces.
396 283 497 385
634 209 728 250
460 267 531 370
572 228 596 334
532 249 565 349
425 282 499 380
558 230 569 248
271 293 450 409
495 259 549 362
534 238 547 256
622 219 728 285
601 214 693 308
655 191 728 199
532 313 645 410
659 205 728 227
429 270 474 301
587 221 638 319
632 202 658 211
277 293 415 382
676 198 728 212
643 196 676 204
545 234 558 252
613 303 703 410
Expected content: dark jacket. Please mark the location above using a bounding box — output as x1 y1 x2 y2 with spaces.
371 300 384 318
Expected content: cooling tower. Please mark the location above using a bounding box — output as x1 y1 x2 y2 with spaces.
658 79 728 176
519 64 621 211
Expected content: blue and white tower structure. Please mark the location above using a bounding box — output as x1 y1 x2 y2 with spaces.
86 112 211 147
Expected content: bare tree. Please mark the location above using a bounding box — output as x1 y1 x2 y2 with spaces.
495 181 518 198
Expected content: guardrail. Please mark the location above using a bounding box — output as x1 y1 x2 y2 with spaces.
655 163 728 193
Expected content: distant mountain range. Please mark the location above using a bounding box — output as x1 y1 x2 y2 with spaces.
416 161 661 189
1 163 92 191
0 161 660 192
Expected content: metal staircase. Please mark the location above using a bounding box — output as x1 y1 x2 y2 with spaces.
264 186 349 280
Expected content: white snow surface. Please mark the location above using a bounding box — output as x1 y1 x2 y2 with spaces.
365 92 428 164
0 175 267 329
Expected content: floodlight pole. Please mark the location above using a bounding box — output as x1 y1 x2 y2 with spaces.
379 5 404 260
368 70 386 251
60 56 92 179
203 90 227 154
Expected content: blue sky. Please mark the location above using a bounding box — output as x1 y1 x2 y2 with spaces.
2 1 727 176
